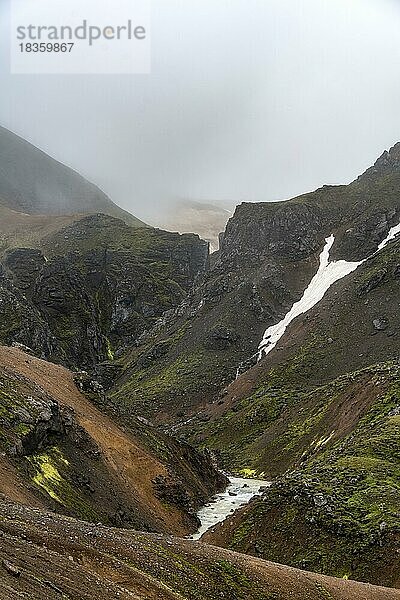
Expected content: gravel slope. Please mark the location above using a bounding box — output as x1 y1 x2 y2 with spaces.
0 499 399 600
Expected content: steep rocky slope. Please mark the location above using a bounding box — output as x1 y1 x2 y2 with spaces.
103 143 400 588
0 346 226 535
200 225 400 586
197 235 400 470
0 499 398 600
0 214 208 369
109 143 400 424
0 126 143 226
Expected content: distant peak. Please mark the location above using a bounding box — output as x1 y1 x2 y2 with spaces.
389 141 400 155
375 142 400 164
358 142 400 182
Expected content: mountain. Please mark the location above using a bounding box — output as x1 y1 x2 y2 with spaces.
99 143 400 588
0 126 144 226
0 214 208 369
108 142 400 426
0 346 226 534
1 134 400 594
201 234 400 586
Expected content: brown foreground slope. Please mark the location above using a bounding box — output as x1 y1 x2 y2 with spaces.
0 346 225 535
0 499 399 600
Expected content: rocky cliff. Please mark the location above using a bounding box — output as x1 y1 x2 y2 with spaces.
0 214 208 369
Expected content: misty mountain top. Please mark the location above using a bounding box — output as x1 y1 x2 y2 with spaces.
0 125 144 227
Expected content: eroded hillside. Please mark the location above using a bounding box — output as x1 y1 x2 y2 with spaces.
0 346 225 535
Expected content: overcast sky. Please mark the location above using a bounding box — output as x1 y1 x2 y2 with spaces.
1 0 400 224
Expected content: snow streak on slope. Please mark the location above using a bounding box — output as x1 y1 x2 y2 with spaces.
259 224 400 359
258 236 360 358
377 222 400 251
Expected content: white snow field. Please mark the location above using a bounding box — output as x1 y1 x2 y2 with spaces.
258 223 400 359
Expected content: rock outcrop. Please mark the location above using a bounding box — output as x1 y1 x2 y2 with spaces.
0 215 208 369
0 346 226 535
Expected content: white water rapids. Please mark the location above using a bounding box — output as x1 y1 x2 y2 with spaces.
190 477 270 540
258 223 400 359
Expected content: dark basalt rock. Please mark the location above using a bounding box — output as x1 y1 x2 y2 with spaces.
357 142 400 182
0 375 71 458
220 202 326 265
152 474 193 511
2 560 21 578
0 216 209 374
205 326 239 351
2 248 45 292
74 372 106 405
137 340 171 368
358 269 387 295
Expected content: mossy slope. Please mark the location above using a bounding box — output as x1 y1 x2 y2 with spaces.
202 239 400 587
110 143 400 425
0 214 208 369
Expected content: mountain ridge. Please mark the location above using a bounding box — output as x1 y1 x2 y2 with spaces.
0 125 144 227
108 142 400 428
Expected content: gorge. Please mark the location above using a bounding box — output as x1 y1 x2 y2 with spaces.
0 125 400 597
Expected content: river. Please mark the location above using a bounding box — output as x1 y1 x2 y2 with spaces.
190 476 270 540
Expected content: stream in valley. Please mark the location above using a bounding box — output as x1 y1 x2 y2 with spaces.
190 476 270 540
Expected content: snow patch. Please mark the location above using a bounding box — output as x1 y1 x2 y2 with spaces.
377 222 400 251
258 223 400 359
